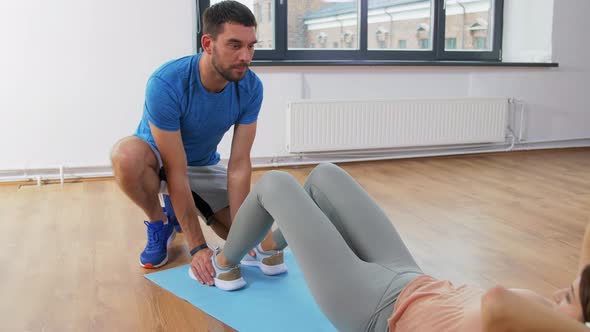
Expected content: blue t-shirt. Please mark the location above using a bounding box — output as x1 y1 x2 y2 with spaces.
134 53 263 166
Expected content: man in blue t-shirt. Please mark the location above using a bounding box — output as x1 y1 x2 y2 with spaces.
111 1 273 286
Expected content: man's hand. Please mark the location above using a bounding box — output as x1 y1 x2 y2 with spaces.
190 248 215 286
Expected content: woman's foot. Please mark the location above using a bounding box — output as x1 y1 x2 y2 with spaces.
241 244 288 276
189 247 246 291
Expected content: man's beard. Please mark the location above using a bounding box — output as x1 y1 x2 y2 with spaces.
211 49 248 82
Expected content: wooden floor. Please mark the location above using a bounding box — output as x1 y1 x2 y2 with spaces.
1 148 589 331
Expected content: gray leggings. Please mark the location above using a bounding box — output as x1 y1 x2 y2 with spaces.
223 163 423 332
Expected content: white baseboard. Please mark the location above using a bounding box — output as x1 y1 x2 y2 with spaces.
0 166 113 184
514 138 590 150
2 138 589 184
248 138 590 168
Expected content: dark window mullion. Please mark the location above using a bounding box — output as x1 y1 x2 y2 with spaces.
359 0 368 58
434 0 446 60
275 0 287 59
492 0 504 60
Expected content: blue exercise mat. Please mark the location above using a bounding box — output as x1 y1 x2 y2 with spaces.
144 251 337 332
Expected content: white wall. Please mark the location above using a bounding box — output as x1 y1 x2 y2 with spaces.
1 0 589 177
0 0 194 170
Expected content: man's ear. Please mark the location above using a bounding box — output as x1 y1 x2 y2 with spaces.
201 34 214 54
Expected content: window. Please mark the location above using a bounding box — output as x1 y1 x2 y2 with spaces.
343 31 355 48
375 27 389 49
474 37 487 49
445 37 457 49
416 23 432 50
419 39 430 49
317 32 328 48
197 0 504 63
443 0 497 58
290 0 360 50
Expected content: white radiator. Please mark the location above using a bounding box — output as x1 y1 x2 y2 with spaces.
286 98 509 153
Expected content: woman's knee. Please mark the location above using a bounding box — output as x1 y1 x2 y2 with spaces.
307 163 343 185
256 170 299 194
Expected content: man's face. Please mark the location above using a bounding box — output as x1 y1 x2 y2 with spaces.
210 22 257 82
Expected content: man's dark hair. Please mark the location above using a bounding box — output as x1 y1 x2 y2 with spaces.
203 1 257 39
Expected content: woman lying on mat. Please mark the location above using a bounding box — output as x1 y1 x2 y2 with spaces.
190 163 590 332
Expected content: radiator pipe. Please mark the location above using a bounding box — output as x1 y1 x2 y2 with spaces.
59 165 64 185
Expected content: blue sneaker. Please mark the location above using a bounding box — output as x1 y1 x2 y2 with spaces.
139 220 176 269
163 194 182 233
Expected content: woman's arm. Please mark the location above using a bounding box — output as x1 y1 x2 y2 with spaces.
482 287 587 332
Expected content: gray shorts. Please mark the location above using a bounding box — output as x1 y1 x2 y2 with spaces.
148 143 229 223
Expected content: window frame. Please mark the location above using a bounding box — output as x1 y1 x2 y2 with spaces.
196 0 504 63
435 0 503 61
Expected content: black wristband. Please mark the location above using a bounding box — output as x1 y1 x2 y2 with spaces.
190 243 209 256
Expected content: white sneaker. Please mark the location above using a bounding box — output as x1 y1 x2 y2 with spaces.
188 246 246 291
240 244 288 276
